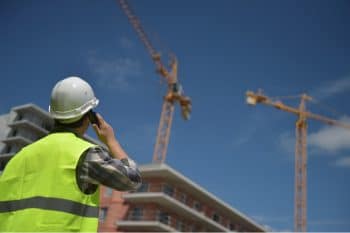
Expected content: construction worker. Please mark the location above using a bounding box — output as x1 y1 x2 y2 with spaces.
0 76 142 232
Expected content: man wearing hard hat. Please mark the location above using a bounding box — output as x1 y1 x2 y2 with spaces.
0 76 142 232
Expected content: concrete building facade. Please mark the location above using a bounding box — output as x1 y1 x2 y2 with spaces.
0 104 55 173
98 163 265 232
0 104 265 232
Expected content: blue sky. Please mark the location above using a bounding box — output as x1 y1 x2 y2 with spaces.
1 0 350 231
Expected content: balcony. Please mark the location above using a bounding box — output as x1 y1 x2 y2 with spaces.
117 220 176 232
0 136 31 163
12 104 52 122
0 153 13 171
1 135 32 146
118 209 189 232
0 152 15 159
123 192 228 232
138 164 266 232
8 120 49 137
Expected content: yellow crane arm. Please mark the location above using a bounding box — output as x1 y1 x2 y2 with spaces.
246 89 350 232
118 0 172 81
117 0 192 163
246 90 350 129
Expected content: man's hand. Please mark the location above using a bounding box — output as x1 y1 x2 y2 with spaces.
91 113 128 160
91 113 115 145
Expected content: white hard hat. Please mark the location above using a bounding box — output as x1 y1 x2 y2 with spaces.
49 76 99 124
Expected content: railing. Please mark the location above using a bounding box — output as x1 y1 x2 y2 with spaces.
127 209 172 225
134 183 243 232
135 183 206 214
136 183 185 200
125 209 204 232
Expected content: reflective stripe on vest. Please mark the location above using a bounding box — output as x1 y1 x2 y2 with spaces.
0 196 98 217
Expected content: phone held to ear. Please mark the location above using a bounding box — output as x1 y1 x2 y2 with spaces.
88 110 100 127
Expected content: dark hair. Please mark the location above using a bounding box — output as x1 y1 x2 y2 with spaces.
54 113 89 129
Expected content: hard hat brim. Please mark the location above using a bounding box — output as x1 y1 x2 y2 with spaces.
49 97 99 120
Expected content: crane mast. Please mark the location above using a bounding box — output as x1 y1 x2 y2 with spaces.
246 90 350 232
118 0 192 163
294 94 308 233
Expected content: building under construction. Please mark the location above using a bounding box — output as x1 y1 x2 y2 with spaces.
0 103 266 232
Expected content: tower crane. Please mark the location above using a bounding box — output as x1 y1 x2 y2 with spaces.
118 0 192 163
246 90 350 232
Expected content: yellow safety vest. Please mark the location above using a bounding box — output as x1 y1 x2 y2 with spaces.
0 132 100 232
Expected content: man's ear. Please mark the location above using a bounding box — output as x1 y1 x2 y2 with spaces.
84 114 91 125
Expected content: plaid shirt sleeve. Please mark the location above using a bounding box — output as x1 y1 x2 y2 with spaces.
76 146 142 194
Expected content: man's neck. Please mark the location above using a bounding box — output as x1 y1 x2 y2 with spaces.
51 126 84 137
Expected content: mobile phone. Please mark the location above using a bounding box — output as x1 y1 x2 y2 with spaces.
88 110 100 127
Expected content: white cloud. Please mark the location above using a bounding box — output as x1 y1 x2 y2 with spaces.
278 117 350 157
334 157 350 168
232 127 257 147
123 123 156 148
311 75 350 99
279 131 295 156
120 36 134 49
88 55 141 91
308 116 350 153
277 119 350 170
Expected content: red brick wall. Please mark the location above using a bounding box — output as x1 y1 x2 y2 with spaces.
98 186 130 232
